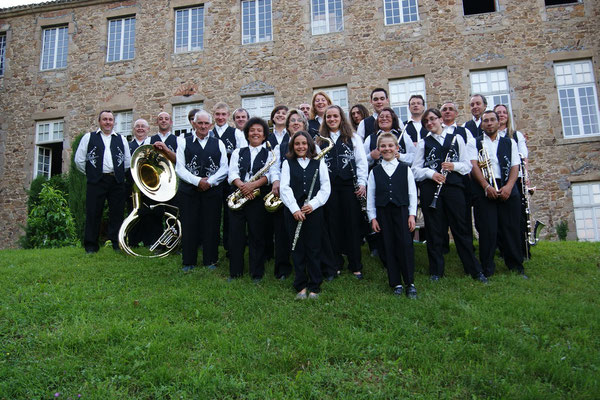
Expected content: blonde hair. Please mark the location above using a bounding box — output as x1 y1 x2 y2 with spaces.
376 132 399 148
310 91 333 119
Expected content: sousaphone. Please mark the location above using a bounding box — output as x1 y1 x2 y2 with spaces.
118 144 181 257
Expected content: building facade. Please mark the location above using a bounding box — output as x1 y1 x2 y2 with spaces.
0 0 599 248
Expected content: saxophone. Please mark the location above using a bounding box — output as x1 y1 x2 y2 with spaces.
227 142 276 210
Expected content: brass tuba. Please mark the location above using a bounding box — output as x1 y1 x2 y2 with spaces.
118 145 182 257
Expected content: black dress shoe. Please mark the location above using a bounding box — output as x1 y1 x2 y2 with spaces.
278 275 287 281
393 285 404 296
475 273 488 283
430 275 440 282
406 285 417 299
519 270 529 279
353 272 363 280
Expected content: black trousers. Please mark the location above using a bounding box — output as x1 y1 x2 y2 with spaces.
285 208 323 293
273 207 292 278
473 190 524 276
84 174 125 252
179 185 222 266
324 179 363 272
377 204 415 287
229 197 267 279
221 182 233 251
420 181 483 277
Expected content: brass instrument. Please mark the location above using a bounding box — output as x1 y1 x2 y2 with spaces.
477 147 500 192
291 136 334 251
430 134 459 209
118 145 182 258
519 153 545 258
264 191 283 213
227 142 276 210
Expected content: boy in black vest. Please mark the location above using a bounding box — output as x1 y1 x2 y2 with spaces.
471 110 527 278
367 133 418 298
74 110 131 253
463 94 487 138
150 112 177 163
404 94 428 145
356 88 392 140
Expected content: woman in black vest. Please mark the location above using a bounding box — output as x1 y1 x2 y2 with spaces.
318 105 368 279
308 91 332 138
227 117 276 282
280 131 331 299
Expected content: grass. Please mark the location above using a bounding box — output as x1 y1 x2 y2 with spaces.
1 241 599 399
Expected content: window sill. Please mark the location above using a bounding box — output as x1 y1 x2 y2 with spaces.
556 135 600 145
384 20 420 27
40 67 67 72
106 58 135 64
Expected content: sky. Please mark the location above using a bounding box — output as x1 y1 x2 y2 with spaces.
2 0 46 8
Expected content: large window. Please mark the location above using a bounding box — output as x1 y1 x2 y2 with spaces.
35 120 64 178
107 16 136 62
389 77 426 122
40 26 68 70
175 6 204 53
470 68 511 113
0 32 6 76
114 111 133 137
241 0 272 45
572 182 600 241
554 60 600 138
242 95 274 120
173 103 203 136
315 86 348 113
311 0 343 35
384 0 419 25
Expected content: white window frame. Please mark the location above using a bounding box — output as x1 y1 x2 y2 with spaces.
389 77 426 123
114 111 133 137
470 68 512 115
572 182 600 242
241 0 272 45
311 0 344 35
554 60 600 139
242 95 275 121
107 16 136 62
0 32 5 76
315 86 348 114
173 103 204 136
34 120 64 178
383 0 419 25
40 25 68 71
174 6 204 53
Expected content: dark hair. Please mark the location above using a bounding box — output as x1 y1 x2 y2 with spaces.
319 105 354 144
243 117 269 143
421 108 442 126
285 109 308 132
98 110 113 121
349 104 370 130
471 93 488 106
233 108 249 119
270 105 289 123
286 131 317 160
375 107 400 132
482 110 499 120
408 94 425 107
188 108 200 122
371 88 388 100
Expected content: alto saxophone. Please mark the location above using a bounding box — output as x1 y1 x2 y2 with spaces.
227 142 277 210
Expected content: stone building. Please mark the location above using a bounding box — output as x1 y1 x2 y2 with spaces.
0 0 599 248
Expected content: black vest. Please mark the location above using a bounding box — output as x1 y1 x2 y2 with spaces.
363 115 376 139
464 120 483 138
268 131 290 165
475 136 514 189
180 136 222 194
423 133 463 187
211 126 237 155
373 163 409 208
150 133 178 153
238 146 268 182
324 136 356 182
453 126 468 143
128 139 143 154
85 131 126 184
289 158 320 204
404 120 428 143
308 119 320 139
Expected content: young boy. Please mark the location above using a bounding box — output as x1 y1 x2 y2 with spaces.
367 133 418 298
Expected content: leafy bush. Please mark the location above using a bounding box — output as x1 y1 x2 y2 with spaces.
556 220 569 241
21 184 77 248
26 174 69 213
69 133 87 243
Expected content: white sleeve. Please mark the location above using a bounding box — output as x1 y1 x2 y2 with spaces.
175 137 200 187
74 132 91 174
411 139 435 181
516 131 528 159
366 170 377 222
398 132 416 165
364 135 375 166
464 128 478 161
308 159 331 211
207 140 229 187
228 148 241 185
353 134 368 186
235 129 248 149
122 135 132 171
279 160 300 214
510 140 520 168
453 135 473 176
407 167 417 216
271 146 282 183
356 119 366 141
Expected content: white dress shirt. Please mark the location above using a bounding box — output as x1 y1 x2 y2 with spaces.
367 158 417 221
443 123 477 161
74 129 131 174
411 131 472 182
329 131 368 186
481 133 520 181
498 129 528 158
155 131 173 143
356 112 378 140
132 137 151 147
280 158 331 214
175 135 228 187
363 130 416 166
214 124 247 150
228 143 276 185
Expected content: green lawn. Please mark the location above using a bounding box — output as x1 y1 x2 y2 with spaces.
1 241 598 399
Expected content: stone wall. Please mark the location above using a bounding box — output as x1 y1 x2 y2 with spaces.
0 0 599 247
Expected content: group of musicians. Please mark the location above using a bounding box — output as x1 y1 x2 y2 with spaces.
74 88 532 300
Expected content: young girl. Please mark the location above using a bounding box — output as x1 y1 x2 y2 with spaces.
367 133 417 298
280 131 331 299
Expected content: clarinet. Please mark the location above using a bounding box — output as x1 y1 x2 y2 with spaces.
429 134 459 209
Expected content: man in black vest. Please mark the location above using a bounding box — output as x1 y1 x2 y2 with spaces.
74 110 131 253
471 110 527 278
150 112 177 163
404 94 428 145
233 108 250 133
356 88 392 140
175 110 229 271
299 103 311 120
463 94 487 138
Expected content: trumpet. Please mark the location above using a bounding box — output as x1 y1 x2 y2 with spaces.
519 154 545 258
477 147 499 192
227 142 276 210
430 134 458 209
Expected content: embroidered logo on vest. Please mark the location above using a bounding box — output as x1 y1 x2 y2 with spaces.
115 147 125 167
186 155 201 176
87 146 99 168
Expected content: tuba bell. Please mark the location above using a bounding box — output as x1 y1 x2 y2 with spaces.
118 144 182 257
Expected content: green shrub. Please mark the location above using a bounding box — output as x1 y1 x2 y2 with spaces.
25 174 69 213
556 220 569 241
21 184 77 248
69 133 87 243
